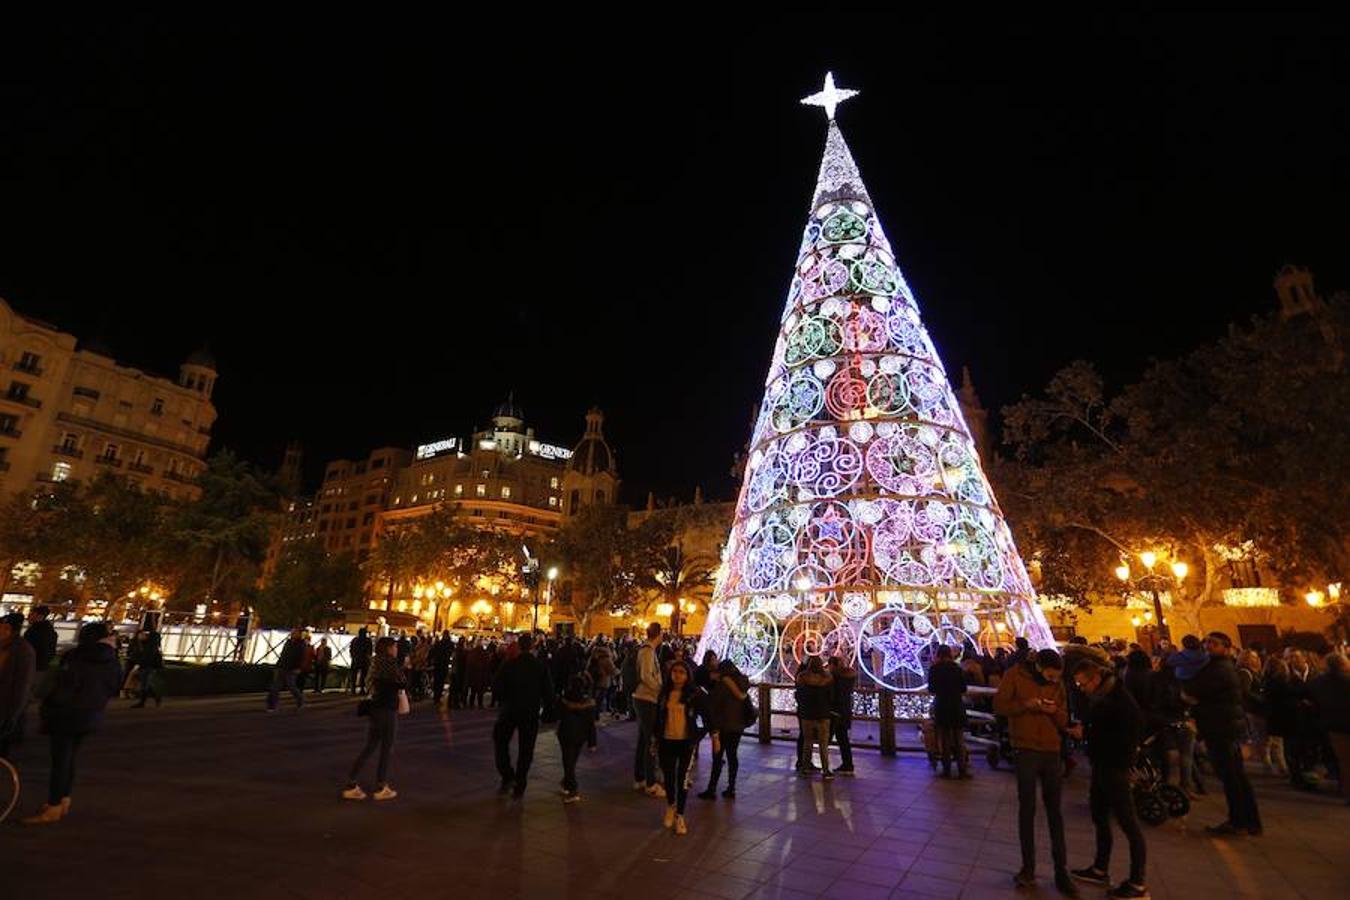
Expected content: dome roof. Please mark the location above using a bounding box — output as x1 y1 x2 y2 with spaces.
493 393 523 421
185 347 217 370
571 436 614 475
567 407 616 476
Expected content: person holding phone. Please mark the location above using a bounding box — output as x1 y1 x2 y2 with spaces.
994 648 1078 897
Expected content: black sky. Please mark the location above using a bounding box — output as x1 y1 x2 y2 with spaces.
1 14 1347 503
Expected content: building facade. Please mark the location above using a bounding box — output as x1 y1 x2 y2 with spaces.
313 447 411 562
381 401 617 538
0 297 216 501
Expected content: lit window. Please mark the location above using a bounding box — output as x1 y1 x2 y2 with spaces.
454 484 463 496
548 496 558 507
501 486 511 499
476 484 486 497
52 461 72 482
550 476 559 489
411 494 418 503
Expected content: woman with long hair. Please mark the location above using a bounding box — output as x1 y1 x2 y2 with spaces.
654 659 705 835
342 636 405 801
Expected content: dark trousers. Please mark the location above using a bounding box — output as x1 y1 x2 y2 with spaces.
349 660 369 694
469 687 486 709
832 719 854 769
313 667 329 693
559 737 583 793
137 668 161 704
935 723 967 774
348 708 397 786
633 699 658 786
707 730 743 791
1089 767 1147 885
48 731 86 805
1208 737 1262 831
432 668 449 703
267 670 303 710
1015 749 1068 875
659 737 694 814
493 716 540 788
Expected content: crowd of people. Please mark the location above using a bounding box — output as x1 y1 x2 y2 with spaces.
920 631 1350 899
3 604 1347 897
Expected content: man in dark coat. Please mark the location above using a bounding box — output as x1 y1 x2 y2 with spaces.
430 632 453 705
1 612 37 758
24 605 58 672
492 634 554 798
266 628 307 712
1183 631 1262 836
927 645 969 778
1069 657 1148 900
348 627 373 694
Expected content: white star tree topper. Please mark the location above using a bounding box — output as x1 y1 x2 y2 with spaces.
800 72 859 121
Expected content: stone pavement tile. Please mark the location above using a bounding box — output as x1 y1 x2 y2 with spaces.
856 847 922 870
892 872 965 899
831 861 908 888
800 839 868 862
742 886 817 900
784 854 853 879
906 858 972 883
821 878 896 900
762 867 837 895
918 841 976 865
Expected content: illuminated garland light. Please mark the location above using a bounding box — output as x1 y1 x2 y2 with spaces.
695 76 1054 692
1222 588 1280 608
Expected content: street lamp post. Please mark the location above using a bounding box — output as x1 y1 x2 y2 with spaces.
1115 551 1187 644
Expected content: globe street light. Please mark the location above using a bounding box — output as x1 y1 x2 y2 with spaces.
1114 550 1183 643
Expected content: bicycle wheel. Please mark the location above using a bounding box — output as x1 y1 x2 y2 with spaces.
0 757 19 824
1133 786 1168 826
1158 783 1191 818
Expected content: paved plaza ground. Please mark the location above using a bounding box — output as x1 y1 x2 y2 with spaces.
2 692 1347 899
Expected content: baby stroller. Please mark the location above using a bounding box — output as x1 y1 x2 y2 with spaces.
1129 735 1190 825
968 711 1013 769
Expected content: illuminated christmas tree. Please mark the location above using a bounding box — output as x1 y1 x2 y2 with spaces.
698 75 1053 700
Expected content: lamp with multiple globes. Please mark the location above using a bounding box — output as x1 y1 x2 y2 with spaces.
1113 549 1185 643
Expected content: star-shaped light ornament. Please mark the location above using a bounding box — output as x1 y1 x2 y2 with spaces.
801 72 859 121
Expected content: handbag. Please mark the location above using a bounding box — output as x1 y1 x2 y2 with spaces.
742 695 758 728
397 689 410 715
356 699 372 717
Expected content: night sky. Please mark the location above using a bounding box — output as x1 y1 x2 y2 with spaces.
2 14 1347 503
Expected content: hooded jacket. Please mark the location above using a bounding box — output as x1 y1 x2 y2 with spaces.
41 641 122 734
993 661 1068 752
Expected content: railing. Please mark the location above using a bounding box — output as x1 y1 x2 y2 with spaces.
52 445 84 459
94 456 123 468
127 462 154 474
0 427 21 439
13 361 44 376
4 394 41 409
163 469 193 483
750 682 934 755
44 620 356 668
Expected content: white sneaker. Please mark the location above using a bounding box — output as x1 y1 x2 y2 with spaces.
674 814 688 836
563 792 582 804
341 785 367 800
662 805 676 829
645 783 667 799
372 785 397 801
633 780 646 792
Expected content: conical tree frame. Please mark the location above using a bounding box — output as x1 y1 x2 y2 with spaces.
697 117 1053 698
